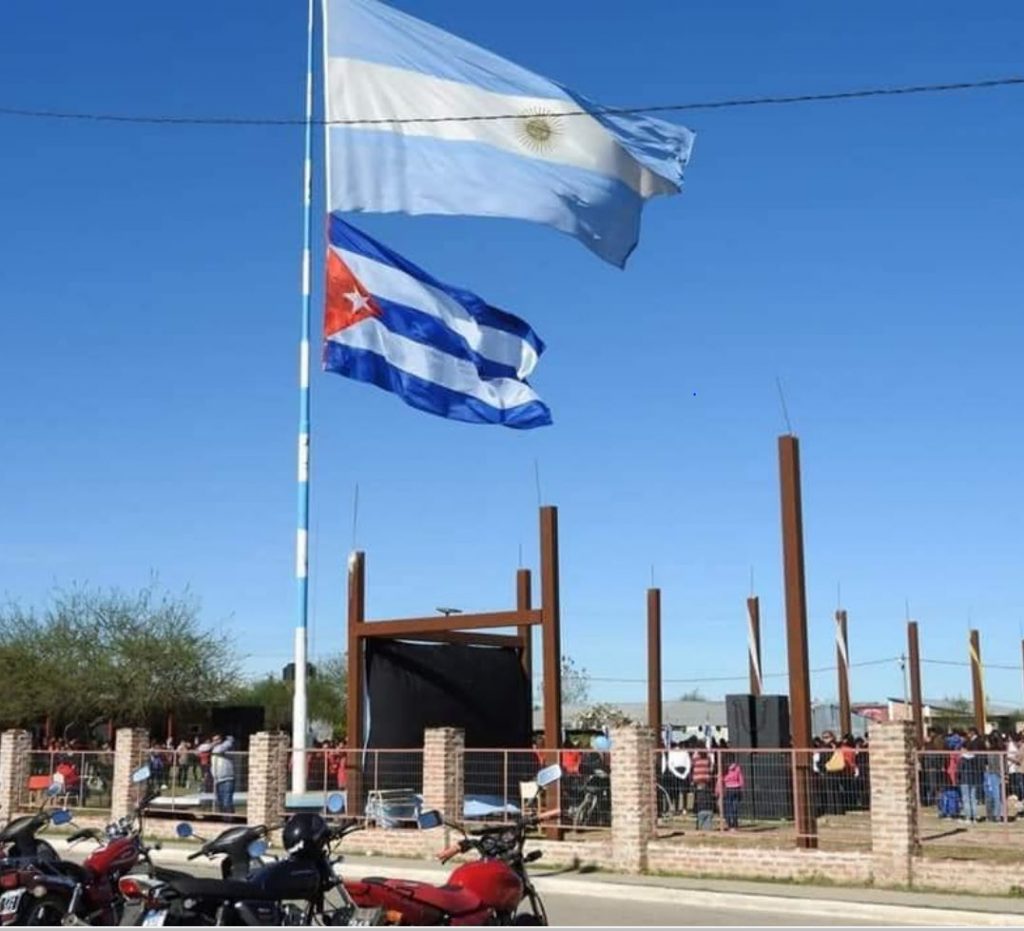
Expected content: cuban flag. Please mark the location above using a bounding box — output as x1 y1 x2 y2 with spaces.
324 0 696 268
322 217 551 429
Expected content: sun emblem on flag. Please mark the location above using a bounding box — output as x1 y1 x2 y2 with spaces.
516 110 563 153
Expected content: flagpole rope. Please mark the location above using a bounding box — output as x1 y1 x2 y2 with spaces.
0 76 1019 127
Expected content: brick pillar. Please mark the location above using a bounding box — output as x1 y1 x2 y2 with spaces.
0 730 32 823
111 728 149 821
423 727 464 825
610 724 656 873
248 732 289 827
869 720 918 887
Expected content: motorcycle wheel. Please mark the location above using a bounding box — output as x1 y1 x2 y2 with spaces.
513 915 544 925
25 894 69 926
572 794 595 831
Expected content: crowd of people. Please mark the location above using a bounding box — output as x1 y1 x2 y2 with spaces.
147 735 238 813
920 725 1023 823
657 729 871 832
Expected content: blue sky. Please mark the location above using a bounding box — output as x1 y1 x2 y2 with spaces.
2 1 1022 710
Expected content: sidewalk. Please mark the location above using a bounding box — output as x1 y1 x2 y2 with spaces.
53 838 1024 927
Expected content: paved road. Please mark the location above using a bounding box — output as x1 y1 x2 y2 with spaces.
134 857 880 926
539 890 881 925
58 846 969 926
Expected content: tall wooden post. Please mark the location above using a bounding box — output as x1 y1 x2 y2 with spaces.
346 551 366 815
778 434 817 849
1020 639 1024 712
647 588 662 740
517 569 533 684
969 629 986 734
539 507 563 752
908 621 924 746
835 609 851 736
747 596 763 696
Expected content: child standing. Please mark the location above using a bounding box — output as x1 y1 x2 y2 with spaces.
723 761 744 831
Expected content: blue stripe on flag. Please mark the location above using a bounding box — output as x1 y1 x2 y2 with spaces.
327 0 562 100
329 214 546 353
327 131 644 267
372 295 520 382
323 341 552 430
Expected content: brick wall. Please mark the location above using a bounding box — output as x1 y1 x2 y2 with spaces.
111 728 149 821
248 732 289 829
0 730 31 824
869 720 919 886
610 724 655 873
911 857 1024 896
647 841 873 884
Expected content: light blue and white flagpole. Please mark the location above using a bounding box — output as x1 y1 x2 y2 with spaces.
291 0 317 796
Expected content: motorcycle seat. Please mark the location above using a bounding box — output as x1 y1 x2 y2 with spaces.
361 877 483 917
412 883 483 916
165 877 283 902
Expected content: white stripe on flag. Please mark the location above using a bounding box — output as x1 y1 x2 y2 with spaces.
327 58 674 198
333 245 539 378
328 319 543 410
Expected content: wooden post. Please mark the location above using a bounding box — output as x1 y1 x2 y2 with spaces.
747 596 763 696
908 622 924 746
517 569 533 683
539 506 563 755
969 629 986 734
778 434 817 849
647 588 662 740
835 610 851 736
539 506 563 841
346 551 366 816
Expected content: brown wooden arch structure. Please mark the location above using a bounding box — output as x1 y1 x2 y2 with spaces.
344 505 563 814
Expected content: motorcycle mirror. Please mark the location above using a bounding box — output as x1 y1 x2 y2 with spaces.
175 823 194 839
131 765 151 784
325 793 345 815
536 764 562 788
45 783 62 797
247 839 269 859
416 810 443 830
51 809 73 826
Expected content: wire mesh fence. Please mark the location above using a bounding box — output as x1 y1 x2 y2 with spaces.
460 748 611 835
915 750 1024 861
652 747 871 850
313 750 425 827
20 750 115 814
142 747 250 817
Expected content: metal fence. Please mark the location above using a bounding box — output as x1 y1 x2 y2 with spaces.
652 747 871 850
301 749 424 826
460 748 611 835
20 750 115 814
916 750 1024 861
143 748 250 818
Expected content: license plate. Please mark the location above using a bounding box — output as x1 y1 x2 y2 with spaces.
142 910 167 927
0 890 24 916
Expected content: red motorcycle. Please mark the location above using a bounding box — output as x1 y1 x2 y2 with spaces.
1 764 179 926
343 765 562 926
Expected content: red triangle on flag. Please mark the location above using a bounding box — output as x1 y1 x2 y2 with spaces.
324 249 382 337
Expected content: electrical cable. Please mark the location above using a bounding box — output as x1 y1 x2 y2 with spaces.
0 76 1019 127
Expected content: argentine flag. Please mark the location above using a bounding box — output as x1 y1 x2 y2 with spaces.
325 0 696 267
322 217 551 429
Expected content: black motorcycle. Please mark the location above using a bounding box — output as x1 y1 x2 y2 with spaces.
119 801 369 926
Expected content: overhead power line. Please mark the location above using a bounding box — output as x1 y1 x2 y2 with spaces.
0 76 1020 128
531 655 901 685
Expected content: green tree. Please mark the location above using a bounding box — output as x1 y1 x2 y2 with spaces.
573 702 633 730
231 653 348 739
678 688 706 702
560 655 590 705
0 583 238 730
